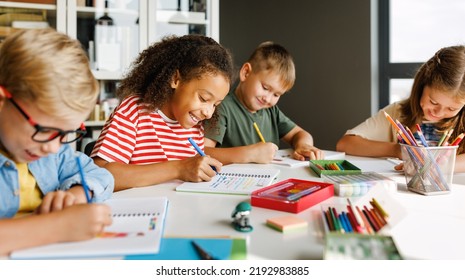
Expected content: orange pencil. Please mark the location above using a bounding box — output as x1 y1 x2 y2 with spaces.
370 205 388 226
383 111 399 129
369 208 385 229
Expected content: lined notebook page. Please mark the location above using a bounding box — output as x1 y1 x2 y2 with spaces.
11 197 169 259
176 166 280 195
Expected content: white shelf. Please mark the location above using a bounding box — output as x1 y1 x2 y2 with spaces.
156 10 207 25
76 6 138 19
0 1 56 10
92 70 122 80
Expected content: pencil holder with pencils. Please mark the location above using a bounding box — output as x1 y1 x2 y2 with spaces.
400 144 457 195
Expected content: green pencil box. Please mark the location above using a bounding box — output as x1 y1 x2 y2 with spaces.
309 160 361 177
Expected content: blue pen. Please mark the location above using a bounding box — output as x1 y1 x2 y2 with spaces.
187 137 218 174
75 154 92 203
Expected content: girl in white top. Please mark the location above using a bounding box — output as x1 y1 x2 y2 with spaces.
337 45 465 172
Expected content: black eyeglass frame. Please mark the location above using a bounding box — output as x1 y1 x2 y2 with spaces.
2 86 87 144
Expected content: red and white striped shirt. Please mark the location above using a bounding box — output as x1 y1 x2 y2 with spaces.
91 95 204 164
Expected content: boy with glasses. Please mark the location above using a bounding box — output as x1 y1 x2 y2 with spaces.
0 28 114 255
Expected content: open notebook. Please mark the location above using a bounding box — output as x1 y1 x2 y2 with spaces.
10 197 169 259
176 166 280 195
272 149 346 167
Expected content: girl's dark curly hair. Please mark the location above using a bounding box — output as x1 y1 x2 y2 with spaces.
117 34 235 123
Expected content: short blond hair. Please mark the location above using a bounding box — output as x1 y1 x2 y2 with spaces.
247 41 295 91
0 28 98 120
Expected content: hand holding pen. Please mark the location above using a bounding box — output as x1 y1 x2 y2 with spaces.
35 154 93 214
187 137 222 179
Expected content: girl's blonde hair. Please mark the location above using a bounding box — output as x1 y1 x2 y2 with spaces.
0 28 98 120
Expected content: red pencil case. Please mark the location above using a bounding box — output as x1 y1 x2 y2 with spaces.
251 178 334 213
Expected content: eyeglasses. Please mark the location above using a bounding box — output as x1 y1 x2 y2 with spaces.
2 86 87 144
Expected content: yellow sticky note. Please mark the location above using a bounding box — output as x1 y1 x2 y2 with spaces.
266 216 308 234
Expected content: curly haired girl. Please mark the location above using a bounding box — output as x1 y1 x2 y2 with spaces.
92 35 235 190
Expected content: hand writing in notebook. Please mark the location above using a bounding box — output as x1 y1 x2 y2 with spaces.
176 166 280 195
188 137 219 174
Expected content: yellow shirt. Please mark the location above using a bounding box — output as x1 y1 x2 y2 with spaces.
17 162 42 213
0 146 42 214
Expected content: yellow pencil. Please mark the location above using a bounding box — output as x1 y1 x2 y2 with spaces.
253 122 266 143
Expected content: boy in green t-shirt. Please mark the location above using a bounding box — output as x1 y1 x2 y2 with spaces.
204 42 323 164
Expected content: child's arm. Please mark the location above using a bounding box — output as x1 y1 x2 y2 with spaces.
204 138 278 165
0 203 111 256
454 153 465 173
40 146 114 203
93 155 223 191
70 150 114 202
336 134 402 159
282 126 323 160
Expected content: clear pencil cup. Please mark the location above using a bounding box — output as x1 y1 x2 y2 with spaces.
400 144 457 195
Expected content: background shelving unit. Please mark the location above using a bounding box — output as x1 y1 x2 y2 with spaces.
0 0 218 151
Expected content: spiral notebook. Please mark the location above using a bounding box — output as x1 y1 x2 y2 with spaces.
176 166 280 195
10 197 169 259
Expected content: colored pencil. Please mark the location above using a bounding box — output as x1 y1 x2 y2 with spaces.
437 130 449 146
253 122 266 143
371 198 389 218
451 133 465 146
356 206 373 234
415 124 429 147
441 129 454 146
76 155 92 203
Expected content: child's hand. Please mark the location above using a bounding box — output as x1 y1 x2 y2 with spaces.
394 162 404 171
57 204 112 242
249 142 279 163
293 145 324 160
37 190 84 214
179 155 223 182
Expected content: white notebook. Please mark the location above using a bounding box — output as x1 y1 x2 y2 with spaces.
176 166 280 195
11 197 169 259
271 149 346 167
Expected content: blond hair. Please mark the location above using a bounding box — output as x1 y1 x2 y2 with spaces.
0 28 98 120
247 41 295 91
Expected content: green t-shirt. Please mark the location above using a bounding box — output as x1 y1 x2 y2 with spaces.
204 91 296 147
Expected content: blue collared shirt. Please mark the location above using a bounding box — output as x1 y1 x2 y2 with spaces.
0 144 114 218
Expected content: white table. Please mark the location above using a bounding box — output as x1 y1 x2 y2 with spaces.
111 155 465 260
